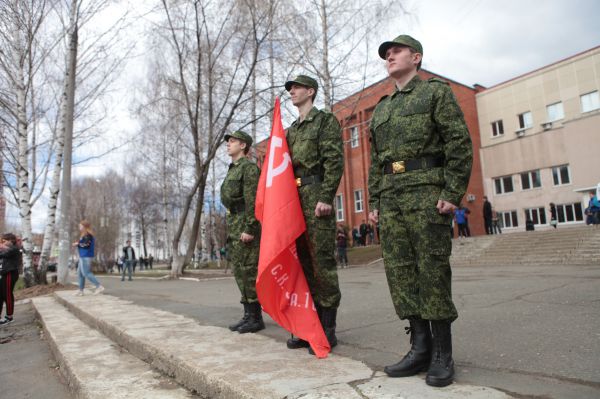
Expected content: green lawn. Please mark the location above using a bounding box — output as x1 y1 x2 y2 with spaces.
347 245 382 265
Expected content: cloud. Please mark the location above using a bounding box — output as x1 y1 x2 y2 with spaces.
402 0 600 87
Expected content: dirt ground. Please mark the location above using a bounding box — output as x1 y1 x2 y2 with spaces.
15 283 77 301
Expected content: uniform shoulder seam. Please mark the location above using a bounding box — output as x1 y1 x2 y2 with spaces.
428 77 449 85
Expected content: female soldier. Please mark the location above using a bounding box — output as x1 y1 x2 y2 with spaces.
221 131 264 333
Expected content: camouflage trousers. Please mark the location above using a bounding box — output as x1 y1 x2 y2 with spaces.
296 189 341 309
227 235 259 304
380 207 458 322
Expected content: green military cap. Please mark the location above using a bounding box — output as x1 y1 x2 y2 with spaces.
224 130 253 147
378 34 423 59
285 75 318 92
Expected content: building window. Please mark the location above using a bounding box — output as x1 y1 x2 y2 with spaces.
350 126 359 148
335 194 344 222
354 190 364 213
520 170 541 190
552 165 571 186
494 176 514 194
518 111 533 129
491 120 504 137
580 91 600 113
546 102 564 122
556 203 584 223
525 207 547 225
499 210 518 228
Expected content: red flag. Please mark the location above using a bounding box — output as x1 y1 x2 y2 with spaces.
255 98 330 358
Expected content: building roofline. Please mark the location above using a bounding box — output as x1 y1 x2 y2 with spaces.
483 45 600 91
333 68 478 109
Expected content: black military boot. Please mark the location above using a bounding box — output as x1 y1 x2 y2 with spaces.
228 302 249 332
287 305 323 349
384 318 432 377
426 320 455 387
237 302 265 334
286 335 310 349
308 307 338 355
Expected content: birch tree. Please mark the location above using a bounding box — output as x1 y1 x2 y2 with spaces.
0 0 56 286
144 0 278 277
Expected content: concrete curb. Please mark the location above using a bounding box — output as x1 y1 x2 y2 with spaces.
52 291 512 399
31 295 194 398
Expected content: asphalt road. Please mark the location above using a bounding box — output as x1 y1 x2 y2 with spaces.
96 261 600 399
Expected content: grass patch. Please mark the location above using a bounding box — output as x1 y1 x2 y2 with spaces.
14 277 25 292
347 245 382 265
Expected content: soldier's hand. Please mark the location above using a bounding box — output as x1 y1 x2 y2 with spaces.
315 202 332 217
369 210 379 224
240 233 254 243
436 200 457 215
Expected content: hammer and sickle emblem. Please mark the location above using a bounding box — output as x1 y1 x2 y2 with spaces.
266 136 292 188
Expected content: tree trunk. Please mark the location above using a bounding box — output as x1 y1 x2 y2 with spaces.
57 1 78 285
39 86 68 285
319 0 333 109
15 66 34 287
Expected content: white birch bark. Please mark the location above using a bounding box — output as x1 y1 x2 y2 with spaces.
57 0 79 284
39 93 67 279
15 65 34 286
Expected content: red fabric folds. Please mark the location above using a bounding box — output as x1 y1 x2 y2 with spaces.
255 98 330 358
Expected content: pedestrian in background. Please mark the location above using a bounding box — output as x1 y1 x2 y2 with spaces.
72 220 104 296
221 130 264 334
483 196 493 234
549 203 558 228
122 240 135 281
336 228 348 268
0 233 22 326
368 35 472 387
491 207 502 234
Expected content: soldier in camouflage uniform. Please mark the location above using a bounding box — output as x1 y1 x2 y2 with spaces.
284 75 344 354
368 35 472 387
221 130 264 334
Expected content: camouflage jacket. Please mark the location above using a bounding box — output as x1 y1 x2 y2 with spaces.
368 75 472 212
220 157 260 237
286 106 344 205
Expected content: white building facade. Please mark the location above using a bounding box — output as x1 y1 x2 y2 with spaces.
476 46 600 231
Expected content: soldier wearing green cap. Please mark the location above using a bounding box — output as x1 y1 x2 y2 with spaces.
284 74 344 355
221 130 265 334
368 35 472 387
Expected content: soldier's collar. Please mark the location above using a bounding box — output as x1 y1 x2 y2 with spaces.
230 157 246 167
392 75 421 97
296 106 319 124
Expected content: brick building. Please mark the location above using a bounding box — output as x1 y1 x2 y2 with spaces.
331 70 486 237
253 69 485 238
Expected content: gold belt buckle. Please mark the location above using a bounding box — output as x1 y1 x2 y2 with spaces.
392 161 406 174
296 177 302 187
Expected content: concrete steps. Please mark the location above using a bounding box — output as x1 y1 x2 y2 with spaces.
32 296 194 398
32 291 512 399
451 226 600 266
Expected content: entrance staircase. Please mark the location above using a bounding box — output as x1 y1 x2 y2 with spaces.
450 225 600 266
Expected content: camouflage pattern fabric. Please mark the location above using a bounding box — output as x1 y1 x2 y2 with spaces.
368 75 473 322
220 157 261 303
287 106 344 309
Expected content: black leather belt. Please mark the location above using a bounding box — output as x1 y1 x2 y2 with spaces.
383 157 444 175
295 175 323 187
228 203 245 214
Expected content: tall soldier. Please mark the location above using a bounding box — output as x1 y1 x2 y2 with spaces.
368 35 472 387
221 131 264 334
284 75 344 355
